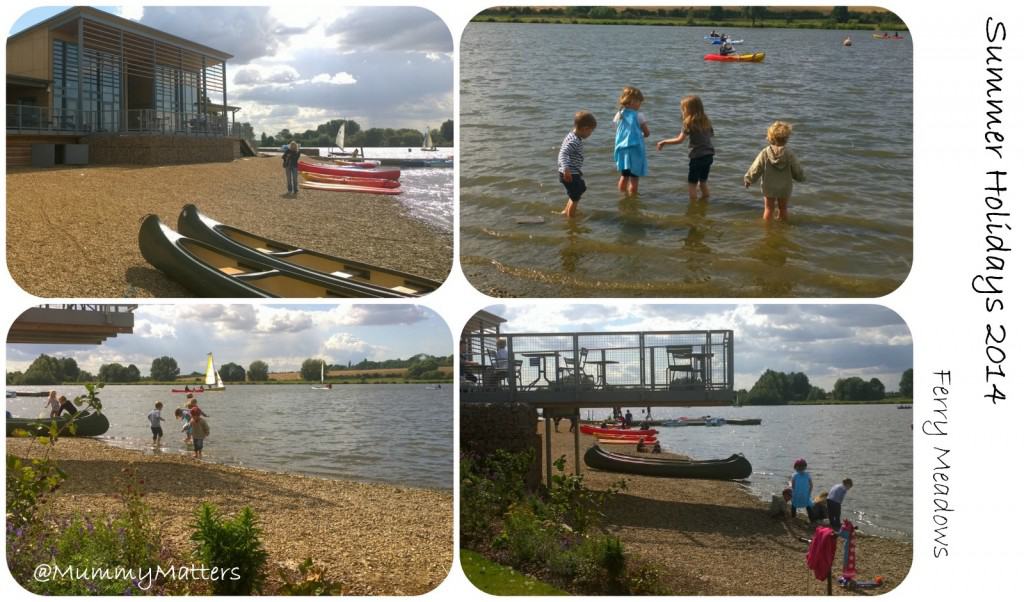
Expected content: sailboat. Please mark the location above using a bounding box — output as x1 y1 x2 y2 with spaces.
420 127 437 151
335 121 345 154
204 352 226 391
312 360 332 390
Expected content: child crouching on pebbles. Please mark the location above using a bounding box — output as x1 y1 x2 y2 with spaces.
558 111 598 217
744 120 806 221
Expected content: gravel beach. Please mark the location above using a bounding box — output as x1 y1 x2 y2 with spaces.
5 157 453 297
6 437 453 595
540 426 911 596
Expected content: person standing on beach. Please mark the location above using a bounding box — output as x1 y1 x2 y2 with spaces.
174 408 192 444
827 478 853 530
789 458 813 519
189 407 210 459
743 120 806 221
624 409 633 427
148 401 165 446
283 140 301 195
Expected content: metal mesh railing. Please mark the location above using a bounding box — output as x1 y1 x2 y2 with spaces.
7 105 230 136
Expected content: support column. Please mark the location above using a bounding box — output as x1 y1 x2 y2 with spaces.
573 407 581 476
221 60 228 136
77 18 83 129
544 411 552 490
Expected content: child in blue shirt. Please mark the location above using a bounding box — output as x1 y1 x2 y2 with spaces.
613 86 650 196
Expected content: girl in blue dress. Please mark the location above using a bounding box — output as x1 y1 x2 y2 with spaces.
789 458 814 519
613 86 650 196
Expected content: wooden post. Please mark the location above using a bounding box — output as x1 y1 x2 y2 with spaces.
573 407 581 475
544 412 552 490
826 571 832 595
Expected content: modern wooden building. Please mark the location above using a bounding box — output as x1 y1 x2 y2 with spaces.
7 304 136 345
6 6 248 167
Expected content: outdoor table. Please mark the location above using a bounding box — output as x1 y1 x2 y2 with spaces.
520 351 561 389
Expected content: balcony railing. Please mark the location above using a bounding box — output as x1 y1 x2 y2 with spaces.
461 330 735 407
7 105 232 137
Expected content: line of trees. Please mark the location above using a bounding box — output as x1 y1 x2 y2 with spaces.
259 119 454 149
736 368 913 405
7 353 454 385
476 6 905 28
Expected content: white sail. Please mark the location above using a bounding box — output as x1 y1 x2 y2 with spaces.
421 127 435 151
313 359 331 390
335 121 345 151
204 353 225 391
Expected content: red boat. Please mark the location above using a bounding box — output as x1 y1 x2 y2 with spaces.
298 158 400 180
171 387 203 393
300 171 401 188
594 433 658 442
580 424 658 437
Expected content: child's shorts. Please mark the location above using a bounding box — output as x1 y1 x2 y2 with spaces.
688 154 714 183
620 169 638 178
559 171 587 202
151 426 163 438
193 438 204 451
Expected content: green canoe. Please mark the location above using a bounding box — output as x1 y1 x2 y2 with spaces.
6 411 110 437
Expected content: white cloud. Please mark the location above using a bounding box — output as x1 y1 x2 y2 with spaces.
134 320 176 339
310 72 357 85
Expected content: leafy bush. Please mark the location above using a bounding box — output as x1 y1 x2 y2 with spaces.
5 455 66 528
190 503 268 595
494 502 558 566
7 467 177 595
460 449 534 544
546 455 625 533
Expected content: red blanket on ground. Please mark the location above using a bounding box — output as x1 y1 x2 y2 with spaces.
806 526 837 581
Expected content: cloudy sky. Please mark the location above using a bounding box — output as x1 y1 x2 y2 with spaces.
483 304 912 391
8 5 453 136
6 305 452 375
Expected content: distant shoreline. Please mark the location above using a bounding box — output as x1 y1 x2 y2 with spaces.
471 16 908 32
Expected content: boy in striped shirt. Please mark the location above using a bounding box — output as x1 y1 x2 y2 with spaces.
558 111 597 217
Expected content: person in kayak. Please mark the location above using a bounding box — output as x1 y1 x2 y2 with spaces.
743 120 806 221
612 86 650 196
719 40 736 56
656 95 716 203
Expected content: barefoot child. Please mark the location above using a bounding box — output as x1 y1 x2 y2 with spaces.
189 407 210 459
656 95 715 202
147 401 165 446
613 86 649 196
743 120 806 220
789 458 813 519
558 111 597 217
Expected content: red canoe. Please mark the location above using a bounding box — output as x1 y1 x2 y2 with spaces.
580 424 658 437
171 387 203 393
298 158 400 180
594 433 658 442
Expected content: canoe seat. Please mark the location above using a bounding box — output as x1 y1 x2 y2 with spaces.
256 247 274 253
392 286 418 295
330 271 354 279
220 266 248 275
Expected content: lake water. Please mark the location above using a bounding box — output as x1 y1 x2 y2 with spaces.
461 24 912 297
583 404 912 539
315 146 454 233
8 384 453 490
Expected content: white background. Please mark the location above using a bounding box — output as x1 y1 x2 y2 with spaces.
3 1 1023 599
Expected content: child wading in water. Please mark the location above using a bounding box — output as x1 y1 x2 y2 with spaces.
657 95 715 202
789 458 813 519
743 120 805 220
612 86 650 196
147 401 165 446
558 111 598 217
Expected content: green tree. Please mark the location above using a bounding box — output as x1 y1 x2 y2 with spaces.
98 363 128 383
7 371 24 385
300 358 324 381
440 119 454 145
407 358 440 379
899 368 913 398
58 358 80 382
150 356 180 381
831 6 850 23
247 360 269 382
220 363 246 382
806 386 827 401
125 364 141 383
708 6 725 20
